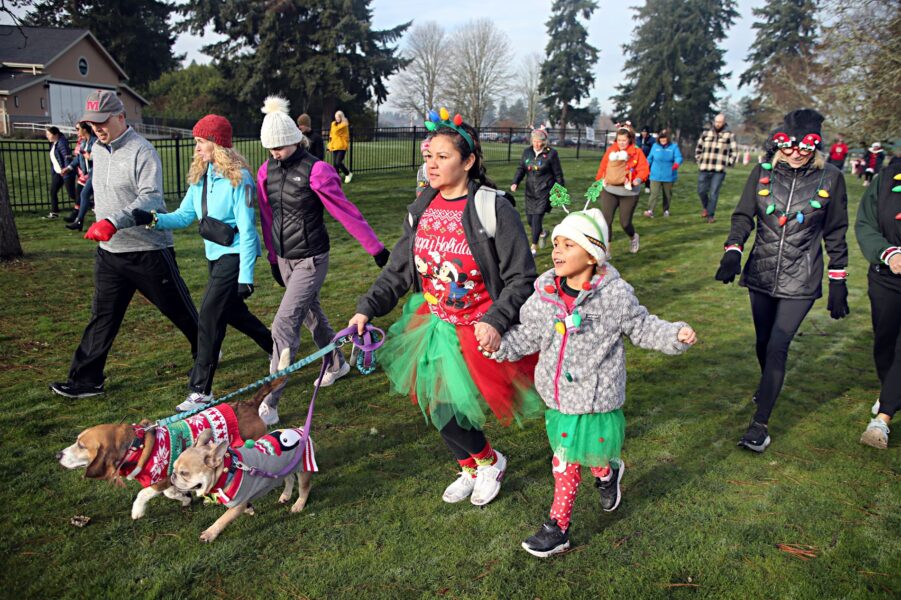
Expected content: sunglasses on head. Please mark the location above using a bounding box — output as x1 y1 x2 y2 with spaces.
773 132 821 156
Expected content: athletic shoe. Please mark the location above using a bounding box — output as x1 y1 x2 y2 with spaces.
65 220 83 231
176 391 213 412
442 471 476 503
530 244 537 256
630 233 640 254
471 450 507 506
344 173 353 184
701 209 708 218
43 212 59 220
644 187 650 194
596 462 625 511
663 210 670 217
737 420 771 453
538 229 547 249
643 210 654 218
49 381 104 398
258 402 279 426
860 418 889 449
318 360 350 387
707 216 716 224
522 519 570 558
63 209 79 223
872 397 880 416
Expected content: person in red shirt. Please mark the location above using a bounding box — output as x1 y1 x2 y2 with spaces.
827 136 849 171
350 109 540 507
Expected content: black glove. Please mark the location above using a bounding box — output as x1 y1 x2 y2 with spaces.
714 251 742 284
270 263 285 287
374 248 390 268
237 283 254 299
827 279 849 319
132 208 153 226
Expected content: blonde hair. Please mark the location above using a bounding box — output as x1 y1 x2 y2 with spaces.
335 110 347 124
188 144 252 187
774 149 825 170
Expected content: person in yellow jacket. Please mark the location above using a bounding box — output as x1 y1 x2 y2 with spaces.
327 110 352 183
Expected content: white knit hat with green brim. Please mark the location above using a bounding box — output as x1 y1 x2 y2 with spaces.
551 208 609 263
260 95 303 149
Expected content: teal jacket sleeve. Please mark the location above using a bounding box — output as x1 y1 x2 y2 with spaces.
234 171 260 285
155 182 198 230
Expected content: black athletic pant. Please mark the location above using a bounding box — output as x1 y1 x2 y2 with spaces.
600 190 638 241
49 172 76 213
67 247 198 386
333 150 350 176
440 419 488 460
189 254 272 394
749 291 815 424
527 213 545 245
868 268 901 418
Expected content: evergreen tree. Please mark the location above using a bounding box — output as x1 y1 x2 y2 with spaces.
178 0 409 128
739 0 818 88
539 0 600 139
613 0 737 143
26 0 182 91
143 63 228 123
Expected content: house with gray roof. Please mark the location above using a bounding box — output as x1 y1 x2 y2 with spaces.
0 25 148 135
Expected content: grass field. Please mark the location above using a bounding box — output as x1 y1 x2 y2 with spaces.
1 160 898 599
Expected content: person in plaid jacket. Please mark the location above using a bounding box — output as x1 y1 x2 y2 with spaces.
695 113 737 223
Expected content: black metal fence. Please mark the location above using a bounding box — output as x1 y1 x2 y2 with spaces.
2 126 612 212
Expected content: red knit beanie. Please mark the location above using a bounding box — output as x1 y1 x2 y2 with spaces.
193 114 233 148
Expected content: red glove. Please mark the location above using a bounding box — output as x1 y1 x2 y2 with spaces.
84 219 117 242
672 163 680 171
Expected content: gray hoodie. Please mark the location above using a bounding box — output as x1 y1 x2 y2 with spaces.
92 127 173 252
493 266 690 415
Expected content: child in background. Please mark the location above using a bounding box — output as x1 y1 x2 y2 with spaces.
416 138 430 197
487 207 696 557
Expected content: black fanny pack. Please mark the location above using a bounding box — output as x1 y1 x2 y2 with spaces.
198 172 238 246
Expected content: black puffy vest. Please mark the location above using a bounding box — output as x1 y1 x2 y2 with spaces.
741 160 842 299
266 149 329 259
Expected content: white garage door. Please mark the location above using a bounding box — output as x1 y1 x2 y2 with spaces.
49 84 100 125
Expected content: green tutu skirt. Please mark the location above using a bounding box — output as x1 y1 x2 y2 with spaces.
546 408 625 467
379 293 542 431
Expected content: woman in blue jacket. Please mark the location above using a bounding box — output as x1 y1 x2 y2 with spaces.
644 129 683 217
131 115 272 411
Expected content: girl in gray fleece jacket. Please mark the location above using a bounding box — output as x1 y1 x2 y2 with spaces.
489 208 696 557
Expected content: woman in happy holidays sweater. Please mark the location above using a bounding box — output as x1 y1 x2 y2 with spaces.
488 205 696 557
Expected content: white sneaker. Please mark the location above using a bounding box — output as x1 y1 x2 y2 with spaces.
630 233 640 254
872 398 880 416
318 360 350 387
860 418 889 449
344 173 353 184
663 210 670 217
176 391 212 412
258 402 279 426
538 230 547 249
530 244 537 256
442 472 476 503
43 212 59 220
644 187 650 194
471 450 507 506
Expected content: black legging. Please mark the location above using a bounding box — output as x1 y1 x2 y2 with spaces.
527 213 544 245
749 291 815 423
49 172 76 213
600 190 638 241
333 150 350 176
868 269 901 418
440 419 488 460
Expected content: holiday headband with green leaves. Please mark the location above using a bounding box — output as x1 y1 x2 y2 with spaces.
549 180 604 214
424 107 474 151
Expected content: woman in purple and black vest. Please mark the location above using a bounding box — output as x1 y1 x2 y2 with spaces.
255 96 390 426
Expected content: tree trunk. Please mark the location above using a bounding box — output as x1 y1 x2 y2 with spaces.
560 103 568 145
0 155 23 261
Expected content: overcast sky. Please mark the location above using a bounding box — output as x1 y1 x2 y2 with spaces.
173 0 760 115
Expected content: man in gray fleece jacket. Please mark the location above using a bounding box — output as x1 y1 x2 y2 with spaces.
50 90 198 399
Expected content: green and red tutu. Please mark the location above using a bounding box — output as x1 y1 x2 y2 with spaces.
545 409 625 467
379 293 542 431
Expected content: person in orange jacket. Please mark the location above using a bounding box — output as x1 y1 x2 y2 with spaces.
595 124 650 255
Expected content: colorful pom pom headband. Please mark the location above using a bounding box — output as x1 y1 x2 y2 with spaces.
424 107 474 151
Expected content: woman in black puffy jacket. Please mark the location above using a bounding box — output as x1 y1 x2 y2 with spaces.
510 129 564 255
714 109 850 453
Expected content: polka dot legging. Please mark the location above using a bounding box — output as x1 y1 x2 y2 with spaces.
549 455 609 531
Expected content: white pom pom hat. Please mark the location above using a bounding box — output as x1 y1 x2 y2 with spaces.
260 95 303 149
551 208 609 263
